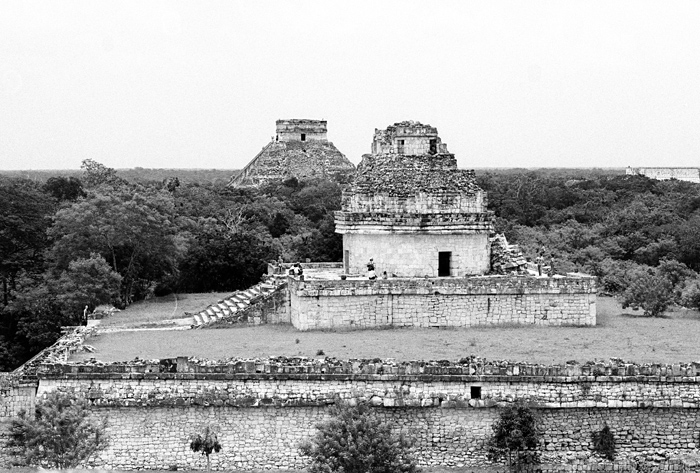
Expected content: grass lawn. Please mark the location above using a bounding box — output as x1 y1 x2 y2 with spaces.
72 297 700 365
96 292 231 328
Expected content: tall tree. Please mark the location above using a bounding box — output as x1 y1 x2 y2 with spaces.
47 187 181 305
0 177 54 305
42 176 86 202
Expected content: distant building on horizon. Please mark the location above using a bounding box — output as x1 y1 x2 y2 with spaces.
626 166 700 183
228 119 355 187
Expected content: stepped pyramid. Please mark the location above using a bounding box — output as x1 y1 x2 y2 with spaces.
228 119 355 187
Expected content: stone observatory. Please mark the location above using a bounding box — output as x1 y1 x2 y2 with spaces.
228 119 355 187
335 121 493 277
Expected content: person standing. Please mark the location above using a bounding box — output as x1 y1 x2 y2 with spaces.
367 258 377 280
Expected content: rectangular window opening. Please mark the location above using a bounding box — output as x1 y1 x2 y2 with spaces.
438 251 451 277
471 386 481 399
429 139 437 154
301 133 306 141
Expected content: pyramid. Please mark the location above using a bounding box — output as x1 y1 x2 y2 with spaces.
229 119 355 187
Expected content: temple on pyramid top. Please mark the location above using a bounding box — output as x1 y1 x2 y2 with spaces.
228 119 355 187
334 121 494 278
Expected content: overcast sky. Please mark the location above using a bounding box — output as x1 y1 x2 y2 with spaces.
1 0 699 170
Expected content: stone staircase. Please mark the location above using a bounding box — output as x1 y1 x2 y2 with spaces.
190 275 285 328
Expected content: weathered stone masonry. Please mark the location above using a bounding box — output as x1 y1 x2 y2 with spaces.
290 275 597 330
3 358 700 470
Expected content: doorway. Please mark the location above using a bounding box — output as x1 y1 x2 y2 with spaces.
438 251 451 277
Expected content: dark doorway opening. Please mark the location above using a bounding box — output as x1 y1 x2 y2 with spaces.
301 133 306 141
471 386 481 399
397 139 405 154
438 251 451 277
429 139 437 154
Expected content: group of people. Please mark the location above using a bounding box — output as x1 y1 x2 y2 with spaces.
366 258 387 280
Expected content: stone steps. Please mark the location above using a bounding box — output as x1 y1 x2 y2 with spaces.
190 276 282 329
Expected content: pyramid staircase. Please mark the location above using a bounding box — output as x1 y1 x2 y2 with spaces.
190 275 286 328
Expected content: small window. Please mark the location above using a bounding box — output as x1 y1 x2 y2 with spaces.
301 133 306 141
438 251 451 277
471 386 481 399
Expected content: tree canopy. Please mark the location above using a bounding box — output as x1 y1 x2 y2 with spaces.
9 390 107 468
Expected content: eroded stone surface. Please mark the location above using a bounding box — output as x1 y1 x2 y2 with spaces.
229 119 354 187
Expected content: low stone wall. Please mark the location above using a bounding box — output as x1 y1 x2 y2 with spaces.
72 406 700 470
5 357 700 469
290 275 597 330
33 355 700 409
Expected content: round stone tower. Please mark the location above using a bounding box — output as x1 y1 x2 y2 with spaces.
334 121 493 278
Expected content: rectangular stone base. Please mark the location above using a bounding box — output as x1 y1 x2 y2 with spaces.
289 275 596 330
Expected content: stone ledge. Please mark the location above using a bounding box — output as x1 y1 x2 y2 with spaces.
36 356 700 379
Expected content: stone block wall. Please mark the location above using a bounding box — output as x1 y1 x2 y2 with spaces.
342 233 491 277
4 357 699 470
340 190 487 214
290 275 596 330
24 404 700 471
276 119 327 142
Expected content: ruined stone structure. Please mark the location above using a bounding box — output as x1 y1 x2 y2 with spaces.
336 121 493 277
229 119 355 187
626 166 700 183
4 357 700 471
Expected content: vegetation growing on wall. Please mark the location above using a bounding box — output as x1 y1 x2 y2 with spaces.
592 423 616 461
9 390 107 468
488 401 540 471
300 402 419 473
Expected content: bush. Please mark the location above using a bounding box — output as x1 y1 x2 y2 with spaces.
488 401 540 471
620 271 674 317
9 390 107 468
680 277 700 309
189 425 222 471
592 423 616 461
300 401 419 473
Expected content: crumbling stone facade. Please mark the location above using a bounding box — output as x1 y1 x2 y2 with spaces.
336 122 493 277
229 119 355 187
626 166 700 183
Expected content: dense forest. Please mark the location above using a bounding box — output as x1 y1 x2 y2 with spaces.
0 160 342 370
2 162 700 370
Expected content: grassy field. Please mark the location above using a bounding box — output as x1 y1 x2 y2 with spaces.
96 292 231 328
72 296 700 364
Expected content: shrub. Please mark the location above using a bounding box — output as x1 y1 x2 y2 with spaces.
300 401 419 473
488 401 540 471
680 277 700 309
189 425 222 471
9 390 107 468
591 423 616 461
620 271 674 317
